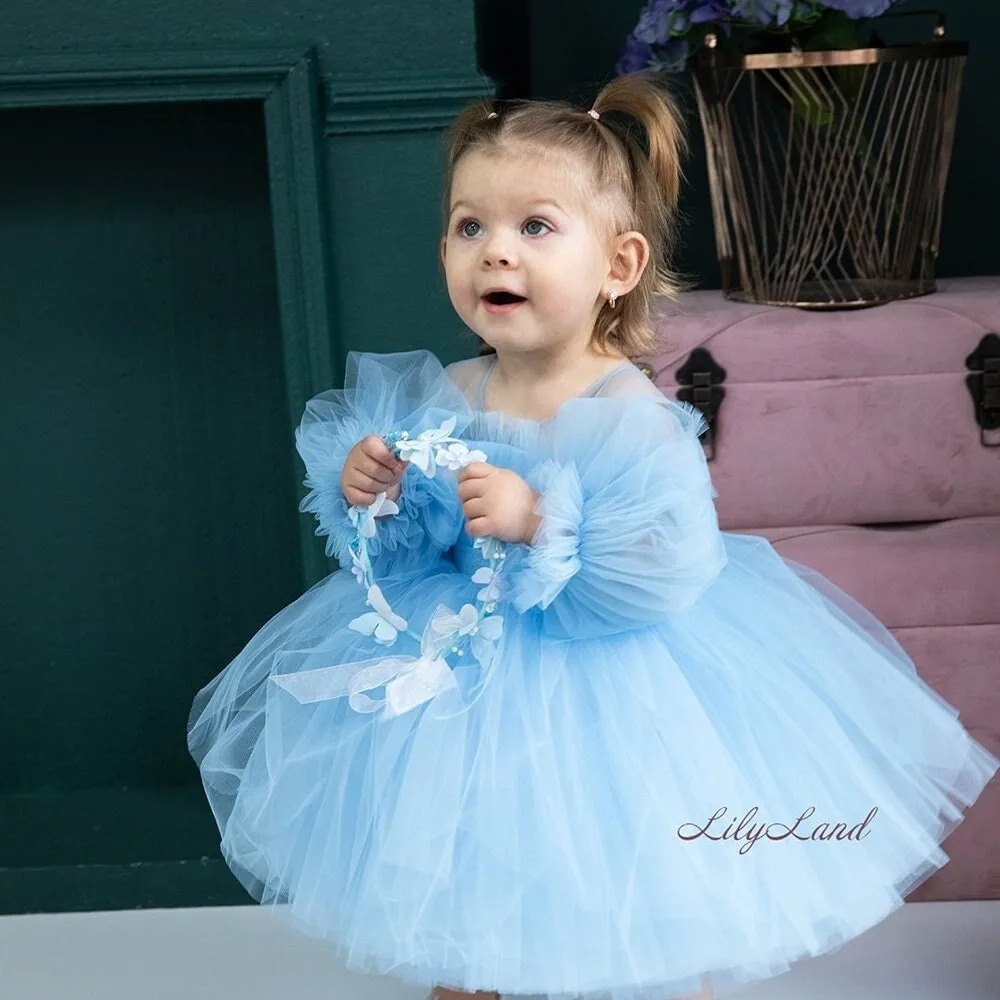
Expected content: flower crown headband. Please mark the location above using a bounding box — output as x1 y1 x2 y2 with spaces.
272 418 507 723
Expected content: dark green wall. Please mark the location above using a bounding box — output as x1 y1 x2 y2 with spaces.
0 0 475 80
518 0 1000 286
0 0 487 366
1 101 299 795
0 1 487 915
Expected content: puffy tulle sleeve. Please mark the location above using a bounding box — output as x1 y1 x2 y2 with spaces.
295 350 468 573
507 394 727 639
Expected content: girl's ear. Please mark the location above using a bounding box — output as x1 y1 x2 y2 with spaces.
608 231 650 295
440 237 448 267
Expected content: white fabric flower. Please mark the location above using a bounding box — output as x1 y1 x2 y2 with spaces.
348 585 408 645
470 614 504 669
348 491 400 539
349 546 368 586
473 535 506 562
423 603 504 668
436 441 487 471
471 566 501 603
395 416 458 476
438 603 480 638
422 603 475 658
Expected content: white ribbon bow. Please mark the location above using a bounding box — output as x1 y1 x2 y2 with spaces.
270 651 458 720
270 599 486 719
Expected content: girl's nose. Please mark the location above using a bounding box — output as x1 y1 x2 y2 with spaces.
483 253 514 267
481 236 516 268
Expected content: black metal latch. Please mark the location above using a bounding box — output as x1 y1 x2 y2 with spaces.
675 347 727 461
965 333 1000 448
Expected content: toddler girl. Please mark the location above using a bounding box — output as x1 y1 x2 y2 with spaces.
189 71 999 1000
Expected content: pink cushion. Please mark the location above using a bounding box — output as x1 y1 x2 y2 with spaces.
646 277 1000 529
737 517 1000 629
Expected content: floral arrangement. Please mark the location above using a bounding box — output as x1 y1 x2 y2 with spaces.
618 1 906 74
273 418 507 721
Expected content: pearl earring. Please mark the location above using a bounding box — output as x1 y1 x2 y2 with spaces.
608 289 618 309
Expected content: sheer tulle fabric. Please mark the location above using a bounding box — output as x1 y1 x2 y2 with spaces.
508 395 728 635
188 350 999 1000
295 351 468 571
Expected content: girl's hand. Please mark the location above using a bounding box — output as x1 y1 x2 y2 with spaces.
458 463 541 544
341 435 409 508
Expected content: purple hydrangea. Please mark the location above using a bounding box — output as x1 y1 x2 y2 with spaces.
631 0 897 41
729 0 794 24
633 0 691 46
690 2 730 22
650 38 692 73
819 0 896 16
617 33 655 74
620 0 900 77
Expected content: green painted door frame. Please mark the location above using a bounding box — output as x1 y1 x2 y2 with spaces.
0 46 338 584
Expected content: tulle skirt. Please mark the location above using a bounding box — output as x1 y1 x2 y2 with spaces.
188 532 999 1000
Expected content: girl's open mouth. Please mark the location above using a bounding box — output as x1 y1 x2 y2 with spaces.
482 291 527 314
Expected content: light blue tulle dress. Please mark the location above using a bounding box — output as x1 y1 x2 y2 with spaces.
188 349 999 1000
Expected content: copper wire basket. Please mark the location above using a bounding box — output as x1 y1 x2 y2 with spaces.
692 27 968 308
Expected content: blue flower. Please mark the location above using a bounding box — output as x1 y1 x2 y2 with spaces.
818 0 895 16
689 1 729 23
617 34 655 74
633 0 689 45
730 0 795 24
618 0 900 79
649 38 691 73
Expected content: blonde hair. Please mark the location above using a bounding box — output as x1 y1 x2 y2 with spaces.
441 71 687 359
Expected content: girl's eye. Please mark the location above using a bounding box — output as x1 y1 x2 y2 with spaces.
523 219 550 236
455 218 550 238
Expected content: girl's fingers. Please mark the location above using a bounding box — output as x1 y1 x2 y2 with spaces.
355 455 396 485
361 436 406 475
344 486 377 506
465 516 491 537
462 498 489 518
458 477 487 502
344 471 389 497
459 462 492 481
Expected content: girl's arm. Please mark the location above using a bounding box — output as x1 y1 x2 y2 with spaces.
506 395 726 639
295 351 466 575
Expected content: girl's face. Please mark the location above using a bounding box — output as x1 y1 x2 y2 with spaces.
441 148 614 357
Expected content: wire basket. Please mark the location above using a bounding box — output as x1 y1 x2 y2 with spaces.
692 32 968 308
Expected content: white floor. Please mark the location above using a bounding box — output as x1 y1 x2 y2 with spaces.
0 901 997 1000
